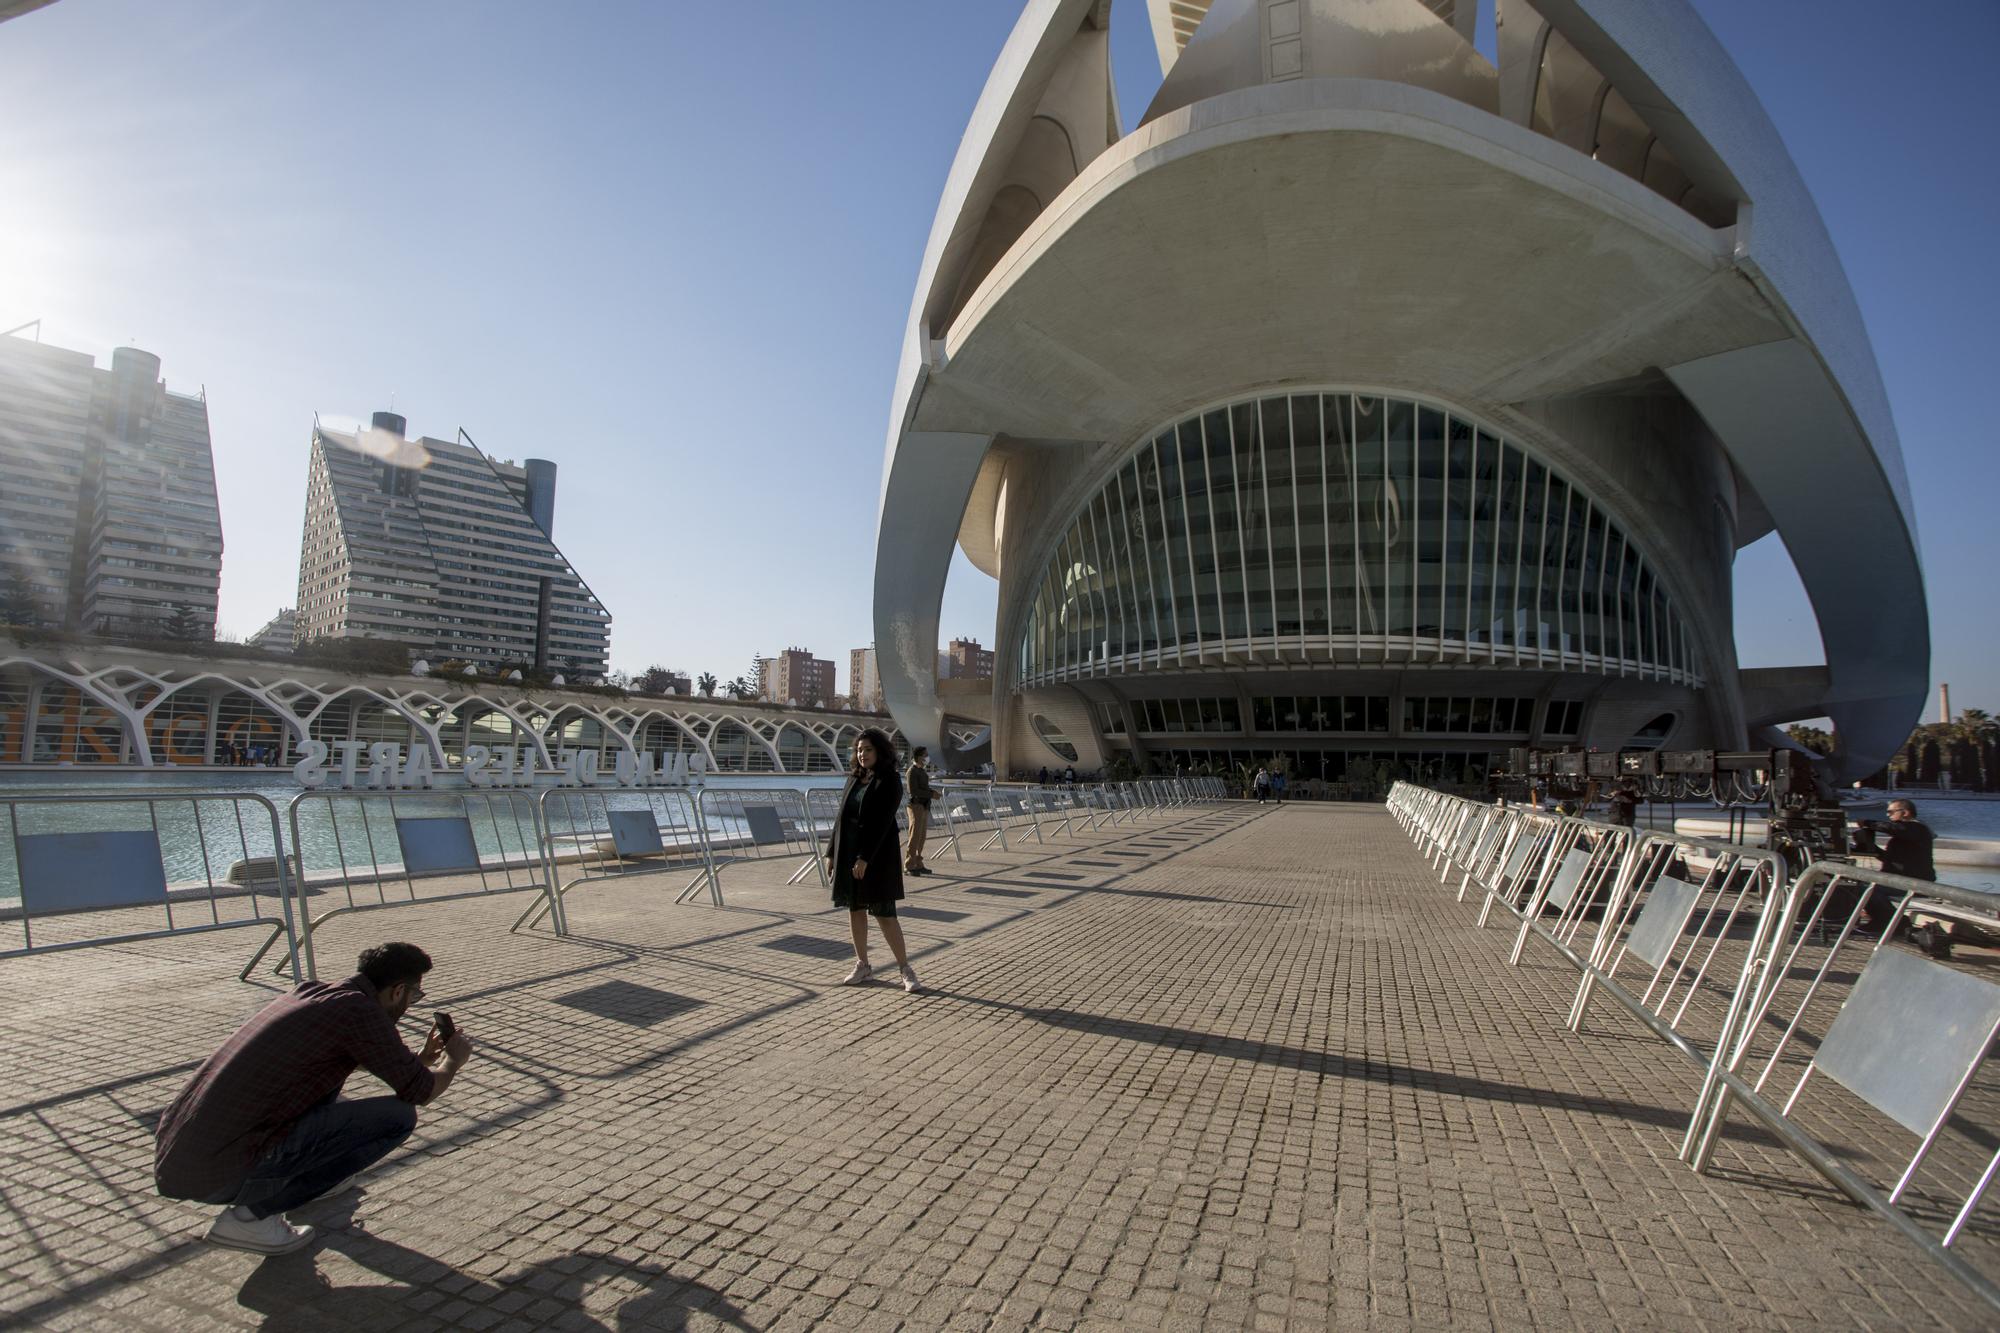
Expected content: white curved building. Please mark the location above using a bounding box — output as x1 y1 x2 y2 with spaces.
873 0 1926 784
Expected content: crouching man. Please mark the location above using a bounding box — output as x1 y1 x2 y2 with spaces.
153 942 473 1255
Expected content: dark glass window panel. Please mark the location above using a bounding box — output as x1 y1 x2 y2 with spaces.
1414 406 1447 640
1214 408 1253 641
1470 697 1493 733
1324 395 1360 637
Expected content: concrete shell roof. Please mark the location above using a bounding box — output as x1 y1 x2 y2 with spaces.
877 0 1927 779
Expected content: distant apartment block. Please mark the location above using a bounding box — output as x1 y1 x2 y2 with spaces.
249 608 296 652
293 411 610 675
944 637 994 681
636 667 692 696
0 336 223 637
849 646 882 711
766 646 836 709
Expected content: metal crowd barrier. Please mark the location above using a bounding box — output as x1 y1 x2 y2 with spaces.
1425 798 1481 871
1385 781 2000 1309
1028 786 1088 838
935 782 1007 860
1441 803 1509 897
696 787 825 899
1566 834 1787 1080
1502 817 1635 967
1472 811 1562 926
0 791 302 980
1075 784 1124 827
1687 866 2000 1310
250 788 553 982
518 786 717 929
989 787 1044 846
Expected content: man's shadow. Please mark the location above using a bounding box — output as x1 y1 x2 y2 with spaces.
236 1194 752 1331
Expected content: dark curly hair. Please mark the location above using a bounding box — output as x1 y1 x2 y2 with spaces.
850 727 899 778
357 942 432 989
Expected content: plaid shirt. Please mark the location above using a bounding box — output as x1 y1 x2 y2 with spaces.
154 974 436 1201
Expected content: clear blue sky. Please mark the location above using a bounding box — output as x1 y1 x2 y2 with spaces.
1 1 1992 718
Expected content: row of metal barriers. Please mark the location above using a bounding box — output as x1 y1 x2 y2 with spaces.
0 775 1229 988
1386 781 2000 1308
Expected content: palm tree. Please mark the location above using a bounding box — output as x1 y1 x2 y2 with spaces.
697 672 718 697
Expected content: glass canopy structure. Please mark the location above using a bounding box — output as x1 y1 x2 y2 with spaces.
1018 392 1697 690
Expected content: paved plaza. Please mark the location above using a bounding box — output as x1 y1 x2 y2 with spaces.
2 801 1995 1330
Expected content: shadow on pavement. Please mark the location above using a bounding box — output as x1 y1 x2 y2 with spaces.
239 1197 752 1330
943 992 1713 1133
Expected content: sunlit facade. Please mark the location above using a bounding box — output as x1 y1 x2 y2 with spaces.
0 337 223 638
294 412 612 676
873 1 1927 784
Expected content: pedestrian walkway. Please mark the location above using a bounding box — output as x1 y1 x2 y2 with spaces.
1 803 1993 1329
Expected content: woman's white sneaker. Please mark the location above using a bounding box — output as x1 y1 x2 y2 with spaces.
839 961 873 986
901 965 923 994
205 1207 316 1255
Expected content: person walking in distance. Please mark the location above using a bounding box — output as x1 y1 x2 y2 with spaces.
153 942 474 1255
904 745 934 877
1272 768 1287 804
1607 780 1640 829
1252 765 1271 803
827 728 920 992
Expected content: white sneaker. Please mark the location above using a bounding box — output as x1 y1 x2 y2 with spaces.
901 965 923 994
839 961 873 986
206 1207 316 1255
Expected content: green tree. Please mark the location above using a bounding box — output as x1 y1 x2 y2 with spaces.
1784 724 1834 756
697 672 718 697
634 665 680 695
1918 738 1942 784
725 676 755 700
1 569 42 627
1957 709 1998 790
164 604 203 642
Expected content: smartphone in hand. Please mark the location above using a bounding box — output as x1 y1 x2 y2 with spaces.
421 1011 455 1063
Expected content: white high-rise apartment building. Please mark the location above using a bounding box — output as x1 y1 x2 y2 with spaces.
0 335 223 637
849 646 881 711
293 412 611 675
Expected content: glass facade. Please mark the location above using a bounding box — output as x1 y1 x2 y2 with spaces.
1016 392 1698 690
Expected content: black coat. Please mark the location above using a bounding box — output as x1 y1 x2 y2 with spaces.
1864 817 1937 882
826 768 905 906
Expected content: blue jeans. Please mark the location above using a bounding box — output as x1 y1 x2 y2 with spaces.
226 1094 417 1219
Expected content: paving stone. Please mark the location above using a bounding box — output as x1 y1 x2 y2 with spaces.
1 803 1995 1328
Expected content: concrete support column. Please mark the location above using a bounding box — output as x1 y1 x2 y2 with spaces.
874 432 994 760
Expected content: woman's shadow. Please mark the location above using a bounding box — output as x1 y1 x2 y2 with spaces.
235 1194 753 1331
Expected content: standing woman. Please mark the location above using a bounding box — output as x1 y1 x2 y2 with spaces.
827 728 919 992
904 745 933 876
